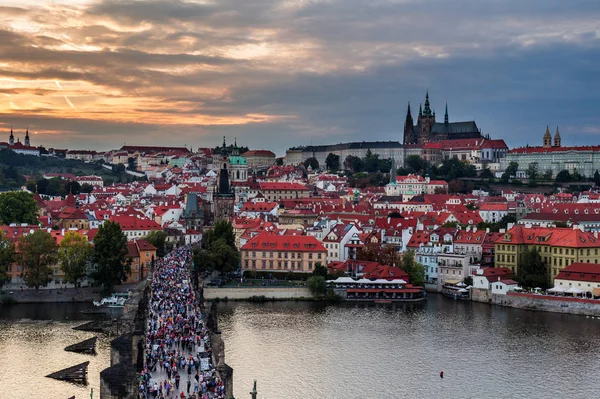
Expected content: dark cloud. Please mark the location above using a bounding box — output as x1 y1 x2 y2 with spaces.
1 0 600 154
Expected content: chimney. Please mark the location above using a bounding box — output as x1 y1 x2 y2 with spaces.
473 227 477 233
486 228 490 233
61 228 65 236
595 231 598 239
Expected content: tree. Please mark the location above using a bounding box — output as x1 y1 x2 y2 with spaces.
463 276 473 286
357 244 402 268
209 220 236 248
543 169 553 181
193 220 239 274
80 183 94 194
343 155 363 173
59 231 92 285
307 275 327 298
517 248 548 289
363 150 380 173
325 153 340 171
276 158 284 166
193 238 239 274
0 231 15 283
127 157 137 171
143 230 168 258
19 230 58 289
526 162 539 186
405 155 425 174
64 180 81 195
113 163 126 173
400 250 425 287
312 262 328 278
303 157 319 170
0 191 38 225
92 221 131 290
205 238 239 274
594 170 600 186
480 168 494 179
555 170 572 183
501 161 519 182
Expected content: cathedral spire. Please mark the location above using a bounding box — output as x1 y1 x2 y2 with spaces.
444 103 449 124
543 125 552 148
9 126 14 145
406 102 412 119
419 103 422 117
221 136 227 156
423 90 432 117
553 126 561 147
24 126 30 146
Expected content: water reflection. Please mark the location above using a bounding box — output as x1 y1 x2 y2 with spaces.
0 303 111 399
218 295 600 399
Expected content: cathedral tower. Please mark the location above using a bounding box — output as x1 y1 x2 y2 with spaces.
9 127 14 145
553 127 561 147
213 136 235 222
24 127 30 147
543 126 552 148
417 91 436 144
403 103 416 145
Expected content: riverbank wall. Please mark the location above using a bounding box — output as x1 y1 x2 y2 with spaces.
492 292 600 316
196 287 234 398
0 287 100 303
204 286 312 300
100 281 149 399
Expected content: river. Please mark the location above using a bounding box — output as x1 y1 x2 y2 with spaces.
217 295 600 399
0 303 115 399
1 297 599 399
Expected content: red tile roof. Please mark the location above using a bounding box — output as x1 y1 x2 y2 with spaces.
259 182 310 191
241 232 326 252
555 263 600 282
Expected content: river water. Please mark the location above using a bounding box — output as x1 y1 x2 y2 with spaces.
1 297 599 399
217 296 600 399
0 303 114 399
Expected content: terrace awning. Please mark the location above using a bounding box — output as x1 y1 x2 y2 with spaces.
566 287 584 294
548 286 567 293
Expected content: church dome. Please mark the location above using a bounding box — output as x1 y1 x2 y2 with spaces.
229 155 247 165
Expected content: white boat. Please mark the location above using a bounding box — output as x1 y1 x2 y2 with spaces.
93 295 126 308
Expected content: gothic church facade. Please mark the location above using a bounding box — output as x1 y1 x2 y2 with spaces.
403 92 483 146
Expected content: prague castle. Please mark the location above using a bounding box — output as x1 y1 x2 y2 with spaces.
403 91 483 146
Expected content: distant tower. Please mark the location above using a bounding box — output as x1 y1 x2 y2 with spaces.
9 126 14 145
403 103 415 145
543 125 552 148
24 127 30 146
444 103 449 125
213 139 235 222
553 126 561 147
417 91 436 144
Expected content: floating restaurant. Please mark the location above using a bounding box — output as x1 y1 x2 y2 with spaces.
327 277 426 302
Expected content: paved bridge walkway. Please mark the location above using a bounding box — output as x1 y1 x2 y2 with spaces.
137 247 226 399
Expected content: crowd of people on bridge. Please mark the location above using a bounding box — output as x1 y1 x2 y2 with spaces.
138 247 226 399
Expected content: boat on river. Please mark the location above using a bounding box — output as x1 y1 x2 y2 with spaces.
327 277 426 302
441 284 471 300
93 292 129 308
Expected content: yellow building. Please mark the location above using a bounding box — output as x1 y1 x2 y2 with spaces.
240 232 327 273
494 226 600 282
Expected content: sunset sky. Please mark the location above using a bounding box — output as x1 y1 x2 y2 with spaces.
1 0 600 154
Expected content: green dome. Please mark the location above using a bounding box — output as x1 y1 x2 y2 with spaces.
229 155 247 165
